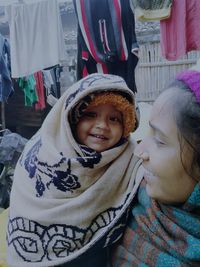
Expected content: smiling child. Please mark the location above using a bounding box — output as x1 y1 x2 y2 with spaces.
7 73 142 267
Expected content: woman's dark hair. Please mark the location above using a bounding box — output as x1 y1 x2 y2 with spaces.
169 80 200 181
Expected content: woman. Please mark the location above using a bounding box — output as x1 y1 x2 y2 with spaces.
112 70 200 266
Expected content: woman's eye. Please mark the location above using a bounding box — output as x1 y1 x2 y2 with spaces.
153 137 165 146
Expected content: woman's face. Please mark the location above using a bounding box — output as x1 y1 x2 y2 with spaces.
135 88 197 204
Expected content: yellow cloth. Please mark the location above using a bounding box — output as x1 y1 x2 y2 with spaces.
131 0 172 21
0 209 8 267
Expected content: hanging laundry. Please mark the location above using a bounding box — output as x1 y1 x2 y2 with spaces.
5 0 66 78
42 70 55 95
160 0 200 61
73 0 139 92
18 75 38 107
131 0 172 21
34 71 46 111
50 65 62 99
0 33 14 102
43 65 61 98
59 66 75 95
42 68 60 107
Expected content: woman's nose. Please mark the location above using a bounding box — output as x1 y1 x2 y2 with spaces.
134 141 149 161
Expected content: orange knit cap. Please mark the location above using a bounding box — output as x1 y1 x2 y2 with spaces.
84 92 136 137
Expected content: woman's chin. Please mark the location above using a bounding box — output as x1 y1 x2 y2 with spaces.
145 184 157 200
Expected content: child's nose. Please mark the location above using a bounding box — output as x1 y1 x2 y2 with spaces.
134 141 149 161
96 117 109 129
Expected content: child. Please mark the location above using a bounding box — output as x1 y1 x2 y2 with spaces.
7 73 143 267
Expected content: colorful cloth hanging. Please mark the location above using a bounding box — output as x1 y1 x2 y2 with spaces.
34 71 46 110
160 0 200 60
18 75 38 106
73 0 139 92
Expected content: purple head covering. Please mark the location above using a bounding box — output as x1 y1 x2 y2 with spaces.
176 70 200 102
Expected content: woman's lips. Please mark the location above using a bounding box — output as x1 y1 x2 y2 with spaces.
143 169 155 182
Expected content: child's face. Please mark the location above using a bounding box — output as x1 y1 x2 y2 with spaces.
76 103 123 152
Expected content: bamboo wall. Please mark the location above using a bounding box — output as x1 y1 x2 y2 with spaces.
135 42 200 104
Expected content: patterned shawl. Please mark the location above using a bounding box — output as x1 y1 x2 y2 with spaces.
112 178 200 267
7 73 143 267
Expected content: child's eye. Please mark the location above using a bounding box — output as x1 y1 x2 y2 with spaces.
83 112 96 118
110 116 122 123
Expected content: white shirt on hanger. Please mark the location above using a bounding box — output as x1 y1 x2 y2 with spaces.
5 0 67 78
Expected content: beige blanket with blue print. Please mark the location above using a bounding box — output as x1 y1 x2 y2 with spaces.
7 73 143 267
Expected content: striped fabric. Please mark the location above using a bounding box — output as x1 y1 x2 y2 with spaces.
112 180 200 267
73 0 139 92
74 0 128 63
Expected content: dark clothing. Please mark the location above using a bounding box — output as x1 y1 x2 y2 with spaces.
0 33 14 102
74 0 139 92
59 247 109 267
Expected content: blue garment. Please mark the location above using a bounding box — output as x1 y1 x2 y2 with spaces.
0 34 14 102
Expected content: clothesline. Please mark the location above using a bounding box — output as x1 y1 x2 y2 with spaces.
0 0 71 7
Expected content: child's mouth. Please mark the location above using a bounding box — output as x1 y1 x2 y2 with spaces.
90 134 108 140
